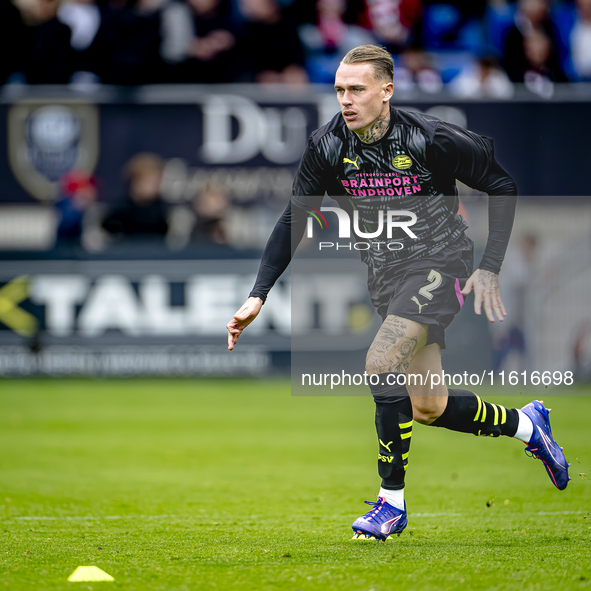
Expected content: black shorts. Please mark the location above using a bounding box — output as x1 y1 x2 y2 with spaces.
368 235 474 349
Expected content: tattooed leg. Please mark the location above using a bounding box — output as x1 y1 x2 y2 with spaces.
365 315 427 376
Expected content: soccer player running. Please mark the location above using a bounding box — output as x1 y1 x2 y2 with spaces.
226 45 570 541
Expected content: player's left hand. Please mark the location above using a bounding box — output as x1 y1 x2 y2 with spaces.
461 269 506 323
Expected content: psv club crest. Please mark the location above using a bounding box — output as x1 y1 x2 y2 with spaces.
8 100 99 201
392 153 413 170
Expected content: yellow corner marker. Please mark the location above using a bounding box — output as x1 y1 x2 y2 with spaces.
67 566 114 582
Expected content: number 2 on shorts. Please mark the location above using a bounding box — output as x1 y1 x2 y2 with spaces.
418 269 442 300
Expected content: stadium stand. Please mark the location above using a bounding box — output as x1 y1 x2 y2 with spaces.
0 0 588 86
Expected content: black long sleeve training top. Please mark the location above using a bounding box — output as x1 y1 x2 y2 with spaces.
250 106 517 303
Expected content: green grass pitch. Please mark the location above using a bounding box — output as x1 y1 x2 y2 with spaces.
0 378 590 590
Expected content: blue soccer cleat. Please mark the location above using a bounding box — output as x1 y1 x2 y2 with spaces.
351 497 407 541
520 400 570 490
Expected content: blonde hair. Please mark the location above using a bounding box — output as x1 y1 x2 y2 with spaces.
341 45 394 83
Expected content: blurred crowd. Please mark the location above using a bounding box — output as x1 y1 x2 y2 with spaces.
55 154 237 251
1 0 591 93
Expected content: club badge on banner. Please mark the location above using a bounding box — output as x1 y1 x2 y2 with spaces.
7 100 99 201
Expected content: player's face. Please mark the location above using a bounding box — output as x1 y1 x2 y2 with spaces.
334 63 393 134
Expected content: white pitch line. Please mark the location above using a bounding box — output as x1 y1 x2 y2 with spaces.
411 513 463 517
12 514 178 521
535 510 588 515
9 510 587 521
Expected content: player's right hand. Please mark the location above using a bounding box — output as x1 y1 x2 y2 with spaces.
226 297 263 351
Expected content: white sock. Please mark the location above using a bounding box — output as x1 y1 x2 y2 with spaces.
378 487 405 510
513 410 534 443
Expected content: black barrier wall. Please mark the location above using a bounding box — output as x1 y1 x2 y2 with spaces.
1 86 590 204
0 254 290 376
